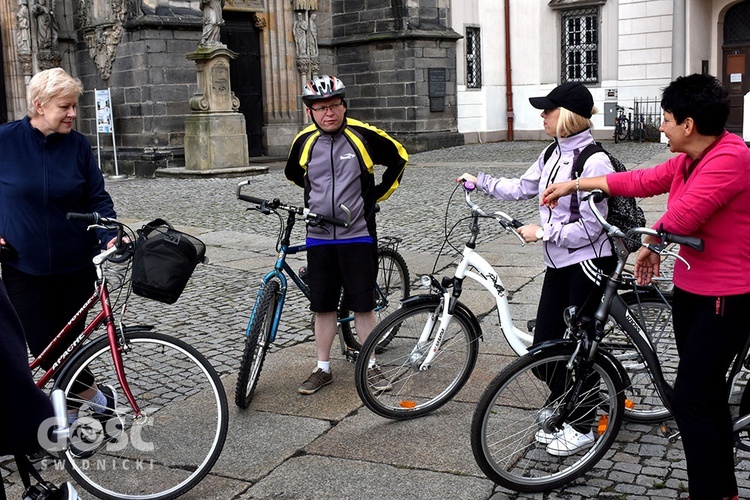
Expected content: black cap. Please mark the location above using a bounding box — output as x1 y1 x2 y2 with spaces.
529 82 594 118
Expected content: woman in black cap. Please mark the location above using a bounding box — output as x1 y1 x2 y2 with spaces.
459 82 616 457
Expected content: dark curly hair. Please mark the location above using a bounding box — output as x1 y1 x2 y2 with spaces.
660 74 730 136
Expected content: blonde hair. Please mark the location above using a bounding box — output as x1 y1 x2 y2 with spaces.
27 68 83 117
556 106 597 138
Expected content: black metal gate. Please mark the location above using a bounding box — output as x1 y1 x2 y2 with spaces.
220 12 264 157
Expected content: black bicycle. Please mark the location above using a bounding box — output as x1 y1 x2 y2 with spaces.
613 105 632 143
234 180 410 408
470 190 702 492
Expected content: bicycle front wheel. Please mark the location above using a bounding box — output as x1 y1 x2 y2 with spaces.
54 331 229 500
471 344 625 492
616 118 630 142
340 247 410 351
354 299 479 420
605 291 676 422
235 280 281 408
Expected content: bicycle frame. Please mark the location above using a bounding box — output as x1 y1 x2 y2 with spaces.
417 190 533 369
29 244 144 418
242 206 394 346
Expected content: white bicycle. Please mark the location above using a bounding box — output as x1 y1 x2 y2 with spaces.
354 182 677 421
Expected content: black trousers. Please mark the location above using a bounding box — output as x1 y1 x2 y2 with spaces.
2 264 97 393
672 287 750 500
534 256 616 433
0 277 54 456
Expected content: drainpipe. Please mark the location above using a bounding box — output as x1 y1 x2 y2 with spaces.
504 0 514 141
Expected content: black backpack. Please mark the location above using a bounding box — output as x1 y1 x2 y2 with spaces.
543 142 646 252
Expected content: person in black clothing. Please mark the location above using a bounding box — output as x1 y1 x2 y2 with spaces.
0 277 78 499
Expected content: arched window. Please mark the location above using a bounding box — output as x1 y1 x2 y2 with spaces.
725 1 750 46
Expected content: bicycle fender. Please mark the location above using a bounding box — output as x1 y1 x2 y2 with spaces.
54 325 157 386
525 339 629 387
400 294 482 341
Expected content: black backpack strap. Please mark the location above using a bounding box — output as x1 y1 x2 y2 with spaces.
542 142 556 164
571 143 606 179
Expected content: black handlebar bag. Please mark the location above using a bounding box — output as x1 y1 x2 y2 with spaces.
131 218 207 304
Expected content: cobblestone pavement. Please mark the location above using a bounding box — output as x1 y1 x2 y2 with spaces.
5 139 750 499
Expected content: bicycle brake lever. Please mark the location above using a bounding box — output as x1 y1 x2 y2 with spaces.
663 249 690 271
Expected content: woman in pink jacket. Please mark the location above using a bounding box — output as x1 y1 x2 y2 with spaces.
542 73 750 500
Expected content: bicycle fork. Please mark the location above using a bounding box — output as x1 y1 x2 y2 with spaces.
418 290 457 370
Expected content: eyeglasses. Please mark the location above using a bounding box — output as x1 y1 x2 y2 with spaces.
309 102 344 113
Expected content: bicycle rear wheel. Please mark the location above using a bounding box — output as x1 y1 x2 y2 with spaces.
604 290 676 422
354 299 479 419
471 343 625 492
340 247 410 351
235 280 281 408
54 331 228 500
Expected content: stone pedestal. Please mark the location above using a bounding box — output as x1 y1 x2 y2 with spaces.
184 46 250 170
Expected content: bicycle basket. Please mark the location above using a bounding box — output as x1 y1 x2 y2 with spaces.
131 218 206 304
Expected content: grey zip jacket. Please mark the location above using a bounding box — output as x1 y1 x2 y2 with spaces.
285 117 408 240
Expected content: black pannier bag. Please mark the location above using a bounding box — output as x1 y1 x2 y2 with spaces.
131 218 207 304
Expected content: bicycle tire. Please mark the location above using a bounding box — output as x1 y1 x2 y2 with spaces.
471 342 625 492
354 299 479 420
53 331 229 500
339 247 410 351
604 290 676 422
235 280 280 408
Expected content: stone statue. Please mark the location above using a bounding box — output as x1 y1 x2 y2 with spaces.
293 11 307 57
307 12 318 57
199 0 224 46
32 0 58 50
16 1 31 52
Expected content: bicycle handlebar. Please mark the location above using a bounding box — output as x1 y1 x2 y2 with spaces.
585 190 704 252
236 180 350 227
66 212 134 263
462 181 525 229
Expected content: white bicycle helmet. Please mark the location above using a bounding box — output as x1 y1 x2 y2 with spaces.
302 75 346 106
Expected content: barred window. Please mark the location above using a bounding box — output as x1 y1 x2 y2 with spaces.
466 27 482 89
561 8 599 83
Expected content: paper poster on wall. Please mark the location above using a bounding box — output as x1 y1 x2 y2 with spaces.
731 73 743 83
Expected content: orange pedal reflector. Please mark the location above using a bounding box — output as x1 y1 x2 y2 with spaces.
624 399 635 409
597 414 609 435
399 401 416 409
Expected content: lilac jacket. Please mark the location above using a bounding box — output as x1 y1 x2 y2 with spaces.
477 129 613 268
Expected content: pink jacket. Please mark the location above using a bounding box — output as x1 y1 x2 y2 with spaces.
477 129 614 268
607 131 750 296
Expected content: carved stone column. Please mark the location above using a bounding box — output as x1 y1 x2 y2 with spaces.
184 47 250 170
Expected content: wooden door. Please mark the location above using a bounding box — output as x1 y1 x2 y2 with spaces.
723 49 750 135
220 12 264 157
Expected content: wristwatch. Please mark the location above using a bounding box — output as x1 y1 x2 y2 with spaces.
535 227 544 240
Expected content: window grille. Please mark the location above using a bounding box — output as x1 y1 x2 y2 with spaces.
466 27 482 89
725 1 750 45
561 8 599 83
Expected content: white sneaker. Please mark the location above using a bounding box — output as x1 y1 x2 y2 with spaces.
546 425 595 456
534 426 562 445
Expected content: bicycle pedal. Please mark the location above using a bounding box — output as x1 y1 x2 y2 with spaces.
659 422 680 442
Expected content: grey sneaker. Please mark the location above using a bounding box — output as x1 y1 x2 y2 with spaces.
368 366 392 391
298 368 333 395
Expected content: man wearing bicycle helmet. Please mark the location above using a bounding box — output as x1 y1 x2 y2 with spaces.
285 75 408 395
